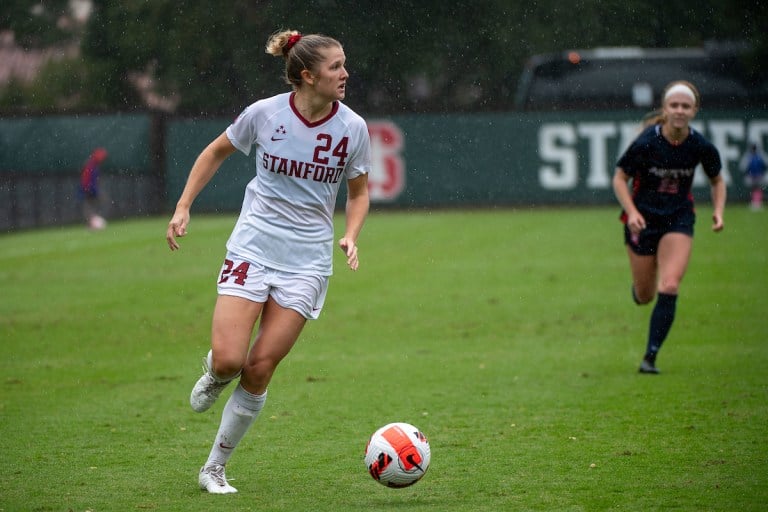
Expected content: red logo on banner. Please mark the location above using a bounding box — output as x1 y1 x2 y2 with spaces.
367 121 405 202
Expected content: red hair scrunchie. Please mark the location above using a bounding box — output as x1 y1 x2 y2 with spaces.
285 34 303 54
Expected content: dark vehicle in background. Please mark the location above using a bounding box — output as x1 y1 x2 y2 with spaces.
514 44 768 111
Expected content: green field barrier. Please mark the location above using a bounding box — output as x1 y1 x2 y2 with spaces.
166 110 768 211
0 114 155 230
2 110 766 226
0 114 151 173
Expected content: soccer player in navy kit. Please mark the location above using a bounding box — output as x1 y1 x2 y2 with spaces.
165 30 371 493
612 80 726 374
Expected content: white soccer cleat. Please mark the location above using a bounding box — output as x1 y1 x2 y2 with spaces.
199 464 238 494
189 350 234 413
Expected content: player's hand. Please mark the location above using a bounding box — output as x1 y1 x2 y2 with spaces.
166 209 190 251
338 237 359 271
626 211 646 235
712 213 724 232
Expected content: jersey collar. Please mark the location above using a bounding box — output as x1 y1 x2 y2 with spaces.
290 92 339 127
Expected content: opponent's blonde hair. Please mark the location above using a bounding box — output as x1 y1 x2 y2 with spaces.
265 30 342 88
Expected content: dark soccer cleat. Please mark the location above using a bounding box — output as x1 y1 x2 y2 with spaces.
638 359 660 374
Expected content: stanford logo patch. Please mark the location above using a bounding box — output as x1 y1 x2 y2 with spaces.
367 121 405 202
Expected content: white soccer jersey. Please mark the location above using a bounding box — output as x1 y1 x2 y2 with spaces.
225 92 371 276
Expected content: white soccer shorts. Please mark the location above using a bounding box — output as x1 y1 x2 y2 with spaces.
216 252 329 320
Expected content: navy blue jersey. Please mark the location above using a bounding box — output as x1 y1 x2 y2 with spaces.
616 124 721 217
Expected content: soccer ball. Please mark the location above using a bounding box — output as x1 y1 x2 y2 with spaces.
364 422 430 488
89 215 107 230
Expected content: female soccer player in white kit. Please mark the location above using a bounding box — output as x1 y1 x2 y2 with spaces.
165 29 371 494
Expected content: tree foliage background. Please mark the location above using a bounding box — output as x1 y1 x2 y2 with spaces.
1 0 765 114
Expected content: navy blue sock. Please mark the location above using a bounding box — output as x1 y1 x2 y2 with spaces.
645 293 677 362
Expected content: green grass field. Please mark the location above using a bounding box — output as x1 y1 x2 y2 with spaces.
1 206 766 511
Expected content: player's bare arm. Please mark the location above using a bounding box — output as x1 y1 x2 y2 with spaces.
339 173 369 270
612 167 646 233
709 174 726 232
166 133 237 250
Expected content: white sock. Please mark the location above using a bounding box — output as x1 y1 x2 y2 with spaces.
206 384 267 467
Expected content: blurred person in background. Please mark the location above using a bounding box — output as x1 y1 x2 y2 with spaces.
612 80 726 375
739 142 767 210
79 147 108 230
165 29 371 494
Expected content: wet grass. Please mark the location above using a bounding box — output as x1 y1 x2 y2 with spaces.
1 206 766 511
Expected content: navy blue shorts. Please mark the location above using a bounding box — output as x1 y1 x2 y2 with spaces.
624 210 695 256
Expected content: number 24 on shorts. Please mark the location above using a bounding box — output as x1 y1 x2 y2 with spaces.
218 259 250 286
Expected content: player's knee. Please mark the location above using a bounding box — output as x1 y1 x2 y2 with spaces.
211 353 244 381
658 283 680 295
658 277 681 295
243 357 276 378
241 360 274 394
635 294 654 305
633 285 655 305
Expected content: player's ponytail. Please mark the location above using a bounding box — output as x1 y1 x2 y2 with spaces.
265 29 342 89
265 30 301 58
